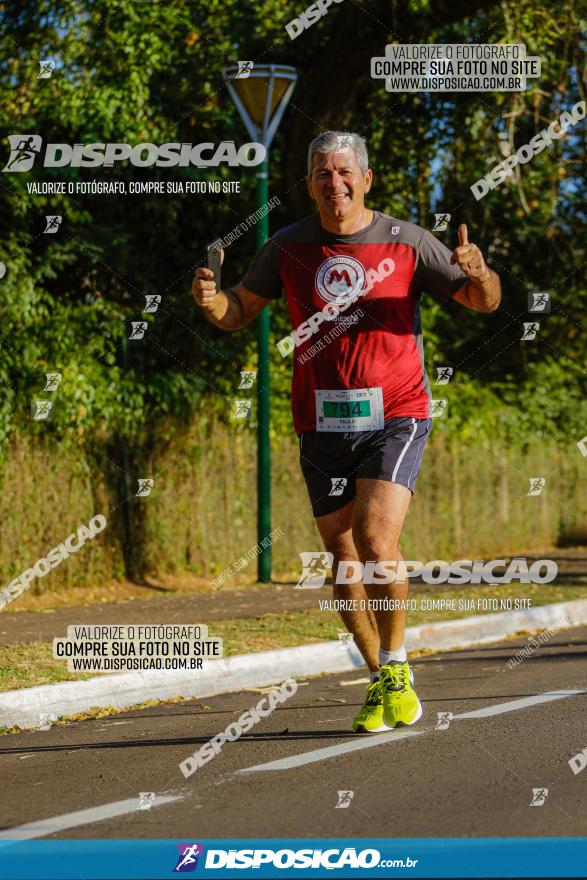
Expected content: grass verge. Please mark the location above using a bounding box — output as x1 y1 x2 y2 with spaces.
0 582 584 697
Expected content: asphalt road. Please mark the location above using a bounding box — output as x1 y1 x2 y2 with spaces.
0 626 586 841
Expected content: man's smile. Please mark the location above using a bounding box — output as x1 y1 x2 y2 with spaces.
327 192 351 203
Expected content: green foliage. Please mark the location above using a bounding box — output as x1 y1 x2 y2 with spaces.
0 0 584 581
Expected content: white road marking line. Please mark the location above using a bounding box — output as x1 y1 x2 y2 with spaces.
0 794 183 841
4 691 585 838
240 689 587 773
455 689 586 719
242 727 427 772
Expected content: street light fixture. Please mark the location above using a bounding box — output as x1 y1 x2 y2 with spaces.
222 63 298 583
223 64 298 148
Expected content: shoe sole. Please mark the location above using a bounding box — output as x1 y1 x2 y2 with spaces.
383 698 423 729
353 721 392 734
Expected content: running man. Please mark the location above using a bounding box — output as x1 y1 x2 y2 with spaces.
192 131 501 733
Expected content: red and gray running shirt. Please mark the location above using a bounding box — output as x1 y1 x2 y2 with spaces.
242 210 467 436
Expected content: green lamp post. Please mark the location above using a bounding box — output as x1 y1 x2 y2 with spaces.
222 63 297 582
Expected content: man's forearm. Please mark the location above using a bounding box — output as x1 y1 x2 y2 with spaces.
465 267 501 312
202 287 245 331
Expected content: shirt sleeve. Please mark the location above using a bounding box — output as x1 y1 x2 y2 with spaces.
241 235 283 300
414 230 468 303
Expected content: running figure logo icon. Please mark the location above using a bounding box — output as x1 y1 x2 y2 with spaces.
329 477 347 496
295 551 334 588
44 215 62 234
232 399 252 419
521 322 539 341
37 712 57 731
137 792 155 811
433 213 451 231
527 478 545 496
431 399 447 418
336 632 354 651
136 478 155 497
435 711 453 730
239 370 256 389
335 135 353 152
44 372 62 392
528 292 550 314
335 790 354 809
144 294 161 313
530 788 548 806
129 321 148 340
37 60 55 79
2 134 43 172
31 400 54 420
174 843 204 872
315 256 366 305
235 61 253 79
435 367 453 385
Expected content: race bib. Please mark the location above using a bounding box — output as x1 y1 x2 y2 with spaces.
315 387 384 432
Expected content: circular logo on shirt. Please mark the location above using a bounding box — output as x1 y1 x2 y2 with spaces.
315 256 367 305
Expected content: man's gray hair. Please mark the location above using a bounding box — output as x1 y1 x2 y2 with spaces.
307 131 369 175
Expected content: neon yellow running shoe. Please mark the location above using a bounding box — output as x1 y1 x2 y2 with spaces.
352 679 391 733
380 661 422 728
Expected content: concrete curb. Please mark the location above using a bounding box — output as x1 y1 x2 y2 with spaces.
1 599 585 730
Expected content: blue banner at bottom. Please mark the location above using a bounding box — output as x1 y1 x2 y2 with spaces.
0 838 585 879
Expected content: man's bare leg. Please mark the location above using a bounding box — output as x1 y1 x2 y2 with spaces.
315 500 380 673
352 479 413 652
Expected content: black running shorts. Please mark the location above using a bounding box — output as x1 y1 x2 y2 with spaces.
299 416 432 518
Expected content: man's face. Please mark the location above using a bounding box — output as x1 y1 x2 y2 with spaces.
307 150 372 221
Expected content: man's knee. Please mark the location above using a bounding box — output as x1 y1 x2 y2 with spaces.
354 533 400 562
322 533 357 562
